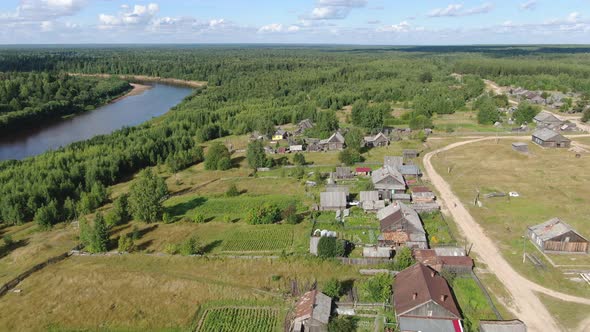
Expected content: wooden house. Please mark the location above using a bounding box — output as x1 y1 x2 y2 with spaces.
511 142 529 153
371 165 406 200
291 290 332 332
384 156 404 169
355 167 372 176
360 191 385 212
296 119 314 134
394 263 463 332
319 192 347 211
319 132 345 151
333 167 353 180
528 218 588 253
272 129 289 141
532 128 571 148
377 202 427 249
363 132 390 148
533 111 563 127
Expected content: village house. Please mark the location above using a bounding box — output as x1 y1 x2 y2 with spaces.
479 320 527 332
377 202 428 249
272 129 289 141
359 191 385 212
413 249 474 275
305 138 323 152
411 187 436 204
355 167 372 176
533 111 563 127
319 132 346 151
319 192 347 211
363 132 390 148
532 128 571 148
511 142 529 153
296 119 314 134
527 218 589 253
394 263 463 332
372 165 406 200
291 289 333 332
333 167 353 180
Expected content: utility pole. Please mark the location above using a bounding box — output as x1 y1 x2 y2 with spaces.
522 232 527 264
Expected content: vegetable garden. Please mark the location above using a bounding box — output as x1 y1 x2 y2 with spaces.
221 226 294 252
196 307 279 332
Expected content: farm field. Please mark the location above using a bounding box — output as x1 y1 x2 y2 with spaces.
431 139 590 299
196 307 279 332
0 255 360 331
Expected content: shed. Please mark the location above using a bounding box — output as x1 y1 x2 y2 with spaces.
334 167 353 179
290 145 304 152
411 202 441 213
527 218 588 253
363 246 393 258
532 128 571 148
511 142 529 153
320 192 347 211
291 290 333 332
479 320 527 332
355 167 372 176
394 263 462 332
403 149 419 160
392 193 411 202
413 249 474 274
399 165 422 178
384 156 403 169
360 191 379 203
412 191 436 203
361 200 385 212
319 132 345 151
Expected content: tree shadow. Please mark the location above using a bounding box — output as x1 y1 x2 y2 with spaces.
201 240 223 254
165 197 208 218
135 225 158 239
0 239 29 259
135 239 154 251
204 216 215 223
232 156 246 167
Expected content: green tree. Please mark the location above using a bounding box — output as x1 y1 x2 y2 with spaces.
513 102 540 124
245 203 281 225
89 212 108 253
117 233 134 252
34 200 59 229
344 127 364 151
394 247 415 270
293 153 306 166
408 114 434 130
582 108 590 123
179 236 201 256
323 278 342 299
246 140 272 169
338 148 362 166
360 273 393 303
225 183 240 197
205 142 231 170
129 169 168 223
476 96 500 125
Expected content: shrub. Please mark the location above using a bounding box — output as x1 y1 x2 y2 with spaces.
179 236 202 256
393 247 415 270
338 148 362 166
2 234 13 247
323 278 342 299
164 243 179 255
317 237 348 258
513 102 540 124
328 316 357 332
117 233 134 253
293 153 306 165
245 203 281 225
191 212 205 223
360 273 393 303
204 142 231 170
225 183 240 197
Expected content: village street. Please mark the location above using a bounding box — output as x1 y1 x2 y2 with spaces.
422 136 590 332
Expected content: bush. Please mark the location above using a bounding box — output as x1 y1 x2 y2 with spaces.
2 234 13 247
205 142 232 170
323 278 342 299
338 148 362 166
293 153 306 165
317 237 348 258
360 273 393 303
393 247 415 270
191 212 205 223
117 233 134 252
245 203 281 225
408 114 433 130
328 316 357 332
164 243 179 255
225 183 240 197
179 236 202 256
282 203 299 224
513 102 540 124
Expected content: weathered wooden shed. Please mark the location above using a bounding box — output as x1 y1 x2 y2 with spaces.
511 142 529 153
319 192 347 211
528 218 588 253
532 128 571 148
479 320 527 332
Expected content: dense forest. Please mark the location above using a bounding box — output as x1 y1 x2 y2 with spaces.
0 46 589 227
0 72 131 132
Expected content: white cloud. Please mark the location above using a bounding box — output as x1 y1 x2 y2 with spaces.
428 2 494 17
377 21 411 33
308 0 367 20
520 0 538 11
98 3 159 28
258 23 301 33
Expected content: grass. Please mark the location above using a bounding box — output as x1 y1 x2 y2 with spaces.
431 139 590 298
420 212 455 246
537 293 590 332
314 210 379 245
452 277 498 330
0 255 360 331
432 111 507 134
221 227 294 252
197 307 279 332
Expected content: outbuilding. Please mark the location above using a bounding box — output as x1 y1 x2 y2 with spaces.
528 218 588 253
291 290 333 332
532 128 571 148
320 192 347 211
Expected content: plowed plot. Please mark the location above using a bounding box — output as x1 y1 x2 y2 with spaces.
197 307 278 332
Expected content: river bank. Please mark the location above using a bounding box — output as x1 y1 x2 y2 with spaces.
110 83 152 103
69 73 207 88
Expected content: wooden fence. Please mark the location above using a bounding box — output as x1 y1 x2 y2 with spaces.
544 241 588 253
337 257 391 265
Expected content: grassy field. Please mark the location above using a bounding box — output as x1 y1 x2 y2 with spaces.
452 277 499 329
537 293 590 331
0 255 360 331
196 307 279 332
420 212 456 246
431 139 590 298
432 111 507 133
314 209 379 245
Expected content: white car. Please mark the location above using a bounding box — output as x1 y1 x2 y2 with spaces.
349 201 360 206
509 192 520 197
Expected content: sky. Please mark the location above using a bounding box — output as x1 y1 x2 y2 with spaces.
0 0 589 45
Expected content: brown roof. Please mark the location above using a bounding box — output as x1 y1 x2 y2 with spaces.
413 249 438 265
394 263 461 319
381 231 409 243
414 249 474 269
440 256 474 268
294 289 332 324
411 186 432 193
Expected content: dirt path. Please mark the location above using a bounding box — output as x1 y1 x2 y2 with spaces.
423 136 590 332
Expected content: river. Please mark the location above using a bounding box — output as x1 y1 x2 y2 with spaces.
0 84 193 161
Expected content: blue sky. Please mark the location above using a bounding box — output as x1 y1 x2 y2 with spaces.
0 0 589 44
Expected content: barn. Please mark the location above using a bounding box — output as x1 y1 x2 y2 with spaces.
531 128 571 148
319 192 347 211
527 218 588 253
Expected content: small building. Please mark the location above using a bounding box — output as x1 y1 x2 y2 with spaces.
361 200 386 212
411 202 441 214
319 132 346 151
333 167 353 180
363 246 393 258
296 119 314 134
290 145 304 152
394 263 463 332
412 191 436 204
360 191 385 212
291 289 332 332
378 202 427 249
511 142 529 153
355 167 372 176
392 193 412 202
527 218 589 253
363 132 390 148
273 129 289 141
403 149 419 160
479 320 527 332
532 128 571 148
414 249 474 274
306 139 323 152
320 192 347 211
325 185 350 197
372 166 406 200
384 156 404 169
533 111 562 127
399 165 422 178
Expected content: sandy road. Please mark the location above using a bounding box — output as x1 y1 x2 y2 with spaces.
423 136 590 332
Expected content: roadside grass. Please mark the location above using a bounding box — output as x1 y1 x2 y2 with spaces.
361 140 423 163
420 212 455 246
0 222 78 285
431 140 590 298
537 293 590 332
473 270 516 320
452 277 498 329
0 255 360 331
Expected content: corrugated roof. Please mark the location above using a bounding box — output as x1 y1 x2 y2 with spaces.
360 191 379 202
479 320 527 332
294 290 332 324
411 186 432 193
532 128 569 142
399 165 422 176
320 192 347 208
356 167 372 173
528 218 587 241
534 111 562 124
378 202 426 243
372 165 406 189
394 263 461 319
384 156 403 168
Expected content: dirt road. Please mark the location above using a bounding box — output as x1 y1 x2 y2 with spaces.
423 137 590 332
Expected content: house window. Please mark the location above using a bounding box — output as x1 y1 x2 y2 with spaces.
427 310 433 317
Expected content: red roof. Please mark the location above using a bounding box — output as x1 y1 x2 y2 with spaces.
356 167 372 172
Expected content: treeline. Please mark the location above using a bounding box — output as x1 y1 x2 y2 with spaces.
0 72 131 132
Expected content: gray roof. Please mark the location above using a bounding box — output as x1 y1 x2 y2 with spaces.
399 165 422 176
528 218 587 242
534 111 562 124
312 292 332 324
320 192 347 208
512 142 528 147
532 128 570 142
479 320 527 332
326 185 350 195
377 202 426 242
399 316 458 332
360 191 379 202
384 156 403 169
372 165 406 190
433 247 466 257
392 193 411 200
320 131 345 145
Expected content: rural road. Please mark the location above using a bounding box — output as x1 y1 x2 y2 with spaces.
423 136 590 332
